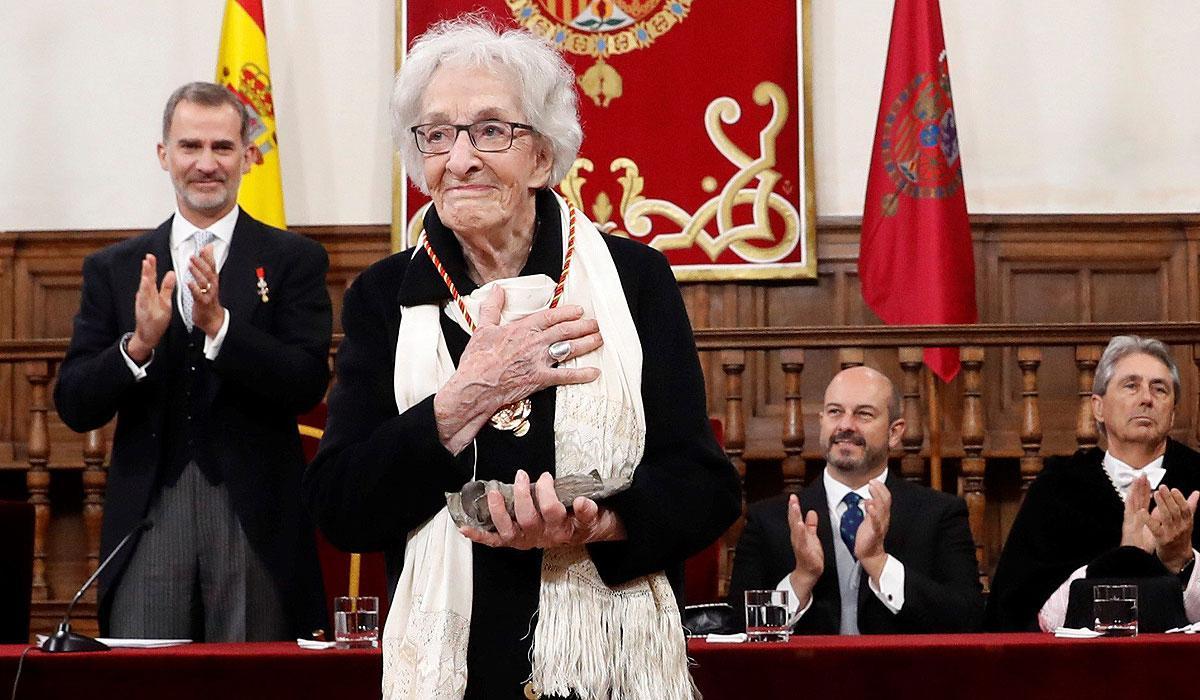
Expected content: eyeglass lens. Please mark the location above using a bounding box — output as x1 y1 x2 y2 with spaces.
415 121 516 153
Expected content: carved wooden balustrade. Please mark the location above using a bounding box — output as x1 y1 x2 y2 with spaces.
693 322 1200 596
5 322 1200 631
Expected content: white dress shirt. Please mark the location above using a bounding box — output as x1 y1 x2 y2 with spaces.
120 206 237 378
1037 451 1200 631
778 468 906 618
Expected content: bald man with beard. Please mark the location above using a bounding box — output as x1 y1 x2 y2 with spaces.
729 366 984 634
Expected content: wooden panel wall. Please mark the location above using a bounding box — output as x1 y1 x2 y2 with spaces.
3 214 1199 469
2 213 1198 614
684 215 1200 465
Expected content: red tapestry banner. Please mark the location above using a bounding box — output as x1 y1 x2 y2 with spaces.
395 0 816 280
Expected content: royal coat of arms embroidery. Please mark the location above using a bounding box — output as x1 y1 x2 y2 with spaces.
401 0 815 281
877 51 963 217
507 0 692 107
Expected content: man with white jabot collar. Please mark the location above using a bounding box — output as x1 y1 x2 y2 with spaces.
988 335 1200 631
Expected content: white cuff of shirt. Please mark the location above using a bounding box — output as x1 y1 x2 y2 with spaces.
203 308 230 360
867 555 905 613
119 332 152 381
1038 564 1087 632
776 573 814 619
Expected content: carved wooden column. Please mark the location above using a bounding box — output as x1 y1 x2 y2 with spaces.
25 360 53 601
719 350 747 599
1075 345 1101 451
898 347 925 483
720 350 747 481
838 347 864 370
780 349 805 492
958 347 987 587
1018 347 1044 492
83 428 108 599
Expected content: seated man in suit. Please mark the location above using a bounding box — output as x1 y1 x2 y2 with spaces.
987 335 1200 631
729 366 984 634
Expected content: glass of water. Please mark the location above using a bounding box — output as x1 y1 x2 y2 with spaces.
334 596 380 648
744 589 791 642
1093 584 1137 637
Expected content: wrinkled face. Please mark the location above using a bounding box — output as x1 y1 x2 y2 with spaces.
418 64 551 236
158 101 251 223
1093 352 1176 451
819 367 905 477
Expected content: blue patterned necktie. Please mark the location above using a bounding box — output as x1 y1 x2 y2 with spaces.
180 230 215 330
840 491 864 559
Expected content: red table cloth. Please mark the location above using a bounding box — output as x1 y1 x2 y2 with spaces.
5 634 1198 699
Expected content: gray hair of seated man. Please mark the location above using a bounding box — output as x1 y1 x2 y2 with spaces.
391 13 583 195
1092 334 1181 435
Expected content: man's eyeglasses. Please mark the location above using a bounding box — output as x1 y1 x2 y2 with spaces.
410 120 536 154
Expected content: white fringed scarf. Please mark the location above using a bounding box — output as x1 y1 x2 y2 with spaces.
382 193 696 700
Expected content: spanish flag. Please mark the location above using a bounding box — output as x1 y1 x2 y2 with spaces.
216 0 286 228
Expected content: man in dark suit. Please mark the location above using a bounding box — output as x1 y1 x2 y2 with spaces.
54 82 331 641
729 366 983 634
987 335 1200 631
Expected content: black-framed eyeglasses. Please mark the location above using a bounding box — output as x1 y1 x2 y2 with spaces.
410 120 536 154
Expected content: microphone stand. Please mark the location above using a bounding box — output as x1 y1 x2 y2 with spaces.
41 520 153 653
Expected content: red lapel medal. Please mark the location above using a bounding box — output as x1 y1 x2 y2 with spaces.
256 267 270 303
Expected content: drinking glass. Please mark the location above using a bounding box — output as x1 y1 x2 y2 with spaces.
1093 584 1137 637
744 589 791 642
334 596 380 648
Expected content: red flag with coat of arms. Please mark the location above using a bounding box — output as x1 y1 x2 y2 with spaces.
859 0 976 382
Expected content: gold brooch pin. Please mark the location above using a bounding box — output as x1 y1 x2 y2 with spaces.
489 398 531 437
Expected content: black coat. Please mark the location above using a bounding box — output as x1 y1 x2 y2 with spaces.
986 438 1200 631
728 469 984 634
303 192 741 698
54 210 332 636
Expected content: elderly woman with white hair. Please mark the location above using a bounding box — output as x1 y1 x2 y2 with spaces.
303 15 740 700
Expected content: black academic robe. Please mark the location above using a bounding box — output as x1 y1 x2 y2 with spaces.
303 191 741 698
728 469 984 634
986 438 1200 631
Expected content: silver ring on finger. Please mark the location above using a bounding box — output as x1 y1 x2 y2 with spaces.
548 340 572 364
198 284 211 294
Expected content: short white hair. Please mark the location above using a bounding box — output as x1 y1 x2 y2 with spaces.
391 14 583 194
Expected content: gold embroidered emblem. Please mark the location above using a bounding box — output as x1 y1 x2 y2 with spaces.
558 82 801 270
507 0 693 107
